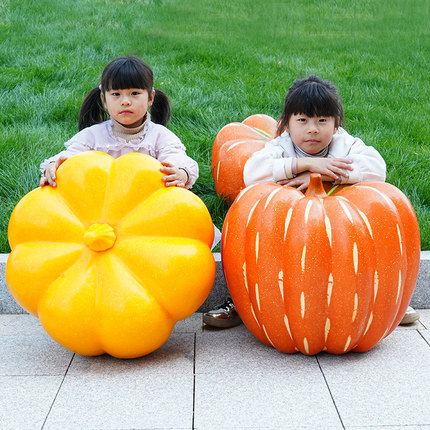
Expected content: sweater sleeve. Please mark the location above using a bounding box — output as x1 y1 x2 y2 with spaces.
333 135 386 184
40 138 93 174
243 137 295 186
154 128 199 189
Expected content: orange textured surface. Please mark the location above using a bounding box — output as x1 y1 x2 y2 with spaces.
211 114 277 202
222 174 420 355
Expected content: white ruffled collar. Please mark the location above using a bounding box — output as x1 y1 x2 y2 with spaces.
106 115 151 146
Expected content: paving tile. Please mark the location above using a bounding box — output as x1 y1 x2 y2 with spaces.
418 309 430 329
318 330 430 428
0 375 63 430
345 426 430 430
173 312 203 333
394 319 426 330
0 334 73 376
194 371 343 429
196 323 320 375
68 332 195 376
0 314 45 336
419 329 430 346
194 427 341 430
44 373 193 430
44 334 195 429
195 323 342 429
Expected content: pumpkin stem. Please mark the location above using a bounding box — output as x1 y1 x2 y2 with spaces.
83 223 117 252
305 174 328 198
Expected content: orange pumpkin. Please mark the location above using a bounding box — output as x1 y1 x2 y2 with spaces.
211 114 277 202
222 174 420 355
6 152 215 359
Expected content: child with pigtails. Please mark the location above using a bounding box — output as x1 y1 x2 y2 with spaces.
41 56 197 190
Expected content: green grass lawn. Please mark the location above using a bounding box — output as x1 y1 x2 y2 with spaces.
0 0 429 252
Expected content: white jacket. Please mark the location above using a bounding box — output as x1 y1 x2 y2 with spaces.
243 127 386 186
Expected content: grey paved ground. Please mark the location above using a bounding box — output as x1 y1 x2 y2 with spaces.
1 311 430 430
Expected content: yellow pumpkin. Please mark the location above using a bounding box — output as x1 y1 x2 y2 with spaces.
6 152 215 359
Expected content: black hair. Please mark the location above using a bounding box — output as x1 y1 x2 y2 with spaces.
277 75 343 135
78 56 171 130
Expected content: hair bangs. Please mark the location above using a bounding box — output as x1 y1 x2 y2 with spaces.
102 57 152 91
277 76 343 134
291 83 340 118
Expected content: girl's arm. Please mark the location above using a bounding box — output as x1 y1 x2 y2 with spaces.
329 130 386 183
155 132 199 189
296 157 353 181
275 158 353 191
160 161 190 188
243 139 291 186
40 154 68 187
279 171 333 191
243 139 352 186
342 140 386 183
40 140 92 187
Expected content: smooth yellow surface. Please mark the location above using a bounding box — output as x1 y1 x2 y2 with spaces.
6 152 215 358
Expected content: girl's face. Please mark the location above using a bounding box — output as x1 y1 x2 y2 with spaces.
286 113 338 154
102 88 155 127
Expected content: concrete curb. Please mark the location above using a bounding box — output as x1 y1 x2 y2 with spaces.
1 252 429 314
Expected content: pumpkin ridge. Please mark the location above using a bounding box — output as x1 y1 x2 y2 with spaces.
117 187 214 246
108 251 175 323
6 242 85 316
100 156 115 223
54 188 89 228
37 250 102 345
322 196 377 352
329 191 407 352
101 153 166 224
115 186 168 228
113 236 214 322
54 152 113 225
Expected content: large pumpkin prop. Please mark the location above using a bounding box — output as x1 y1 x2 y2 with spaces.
211 114 277 202
222 174 420 355
6 152 215 359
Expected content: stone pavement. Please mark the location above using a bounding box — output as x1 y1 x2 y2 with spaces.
1 311 430 430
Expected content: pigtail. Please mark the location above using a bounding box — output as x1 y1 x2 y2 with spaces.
78 87 108 131
150 88 171 126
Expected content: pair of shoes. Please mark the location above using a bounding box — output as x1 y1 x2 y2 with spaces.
399 306 420 325
203 297 243 328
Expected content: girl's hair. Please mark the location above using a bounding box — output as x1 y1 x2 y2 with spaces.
78 56 171 130
277 75 343 135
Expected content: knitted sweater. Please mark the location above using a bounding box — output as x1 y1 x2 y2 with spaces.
243 127 386 186
40 117 198 188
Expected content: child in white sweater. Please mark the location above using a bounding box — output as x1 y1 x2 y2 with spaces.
204 75 419 328
243 75 385 189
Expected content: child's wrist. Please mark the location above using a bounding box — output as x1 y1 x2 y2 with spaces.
179 167 190 184
296 158 308 174
291 158 298 177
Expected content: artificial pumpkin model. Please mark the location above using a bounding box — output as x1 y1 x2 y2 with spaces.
7 152 216 359
222 174 420 355
211 114 277 202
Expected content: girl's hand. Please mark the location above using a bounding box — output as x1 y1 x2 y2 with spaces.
298 157 353 181
40 155 68 187
160 162 188 187
279 172 313 191
279 171 343 192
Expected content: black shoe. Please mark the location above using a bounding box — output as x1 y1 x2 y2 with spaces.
203 297 243 328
